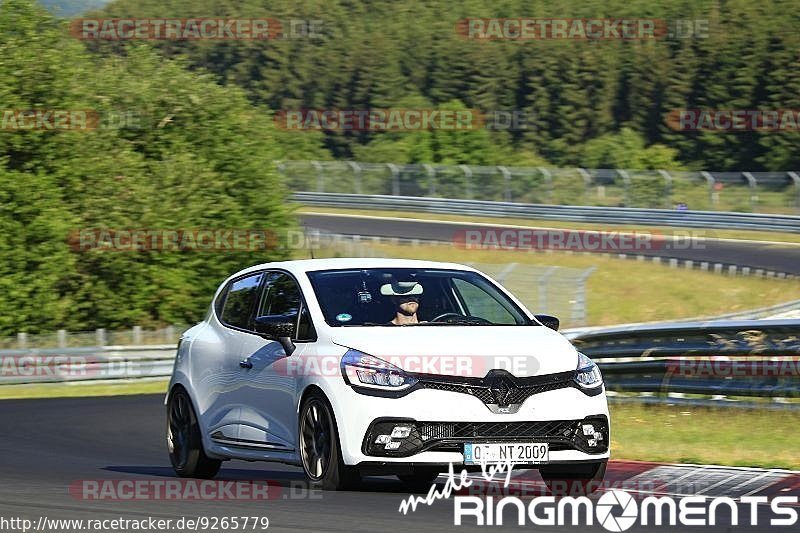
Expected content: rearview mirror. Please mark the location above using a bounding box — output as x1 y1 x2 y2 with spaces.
534 314 560 331
254 314 297 355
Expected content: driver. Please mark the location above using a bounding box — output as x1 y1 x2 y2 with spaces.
380 281 423 325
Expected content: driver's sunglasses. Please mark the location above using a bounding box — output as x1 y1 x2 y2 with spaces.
396 295 419 304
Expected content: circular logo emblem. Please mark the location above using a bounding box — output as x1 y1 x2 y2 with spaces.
596 490 638 532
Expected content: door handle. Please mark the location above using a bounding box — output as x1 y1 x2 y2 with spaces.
239 359 253 369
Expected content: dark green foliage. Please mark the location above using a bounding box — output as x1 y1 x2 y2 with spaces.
92 0 800 171
0 0 295 334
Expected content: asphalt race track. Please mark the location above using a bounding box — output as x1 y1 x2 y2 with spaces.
1 395 797 532
300 213 800 275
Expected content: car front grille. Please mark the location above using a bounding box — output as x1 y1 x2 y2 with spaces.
415 370 576 411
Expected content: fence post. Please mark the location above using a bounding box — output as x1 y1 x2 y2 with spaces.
57 329 67 348
311 160 324 192
96 328 106 347
571 267 596 327
538 266 558 313
165 325 175 344
577 168 592 202
700 171 716 207
459 164 473 199
386 163 400 196
347 161 362 194
495 262 517 284
658 169 673 208
742 172 758 210
17 332 27 350
497 165 512 202
787 172 800 212
617 169 631 207
132 326 142 345
538 168 553 203
424 164 436 196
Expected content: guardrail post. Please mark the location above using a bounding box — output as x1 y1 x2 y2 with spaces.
165 325 175 343
701 171 717 207
658 170 673 208
95 328 106 347
57 329 67 348
787 172 800 212
538 168 553 203
742 172 758 210
424 164 436 196
387 163 400 196
497 166 512 202
310 160 324 192
459 164 473 199
617 169 631 207
132 326 142 345
347 161 362 194
17 332 27 349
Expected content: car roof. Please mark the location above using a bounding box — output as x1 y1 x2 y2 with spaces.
230 257 478 279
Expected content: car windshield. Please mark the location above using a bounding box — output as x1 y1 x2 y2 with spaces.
307 268 532 327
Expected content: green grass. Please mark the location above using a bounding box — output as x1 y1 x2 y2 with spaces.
610 403 800 469
0 380 168 400
298 206 800 245
344 242 800 326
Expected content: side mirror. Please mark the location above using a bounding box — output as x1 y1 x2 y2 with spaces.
534 314 560 331
254 314 297 355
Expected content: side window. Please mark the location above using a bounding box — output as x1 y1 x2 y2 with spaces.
257 272 315 341
452 278 517 325
220 272 264 329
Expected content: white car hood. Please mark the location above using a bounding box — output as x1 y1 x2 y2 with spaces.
330 325 578 378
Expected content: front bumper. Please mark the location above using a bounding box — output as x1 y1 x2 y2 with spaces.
325 379 610 466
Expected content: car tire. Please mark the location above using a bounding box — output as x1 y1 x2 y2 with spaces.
539 460 607 496
299 392 361 491
397 467 440 490
167 388 222 479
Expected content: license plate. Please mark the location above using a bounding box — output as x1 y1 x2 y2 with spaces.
463 442 549 465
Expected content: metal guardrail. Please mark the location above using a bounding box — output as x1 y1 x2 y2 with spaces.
280 161 800 213
571 319 800 402
3 319 798 409
292 192 800 233
0 345 175 385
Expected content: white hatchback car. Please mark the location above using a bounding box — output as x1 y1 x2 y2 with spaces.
166 258 609 491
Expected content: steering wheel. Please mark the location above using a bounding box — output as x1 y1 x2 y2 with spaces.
430 312 492 324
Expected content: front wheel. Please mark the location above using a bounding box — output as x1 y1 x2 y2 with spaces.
167 388 221 479
539 460 607 496
299 393 361 490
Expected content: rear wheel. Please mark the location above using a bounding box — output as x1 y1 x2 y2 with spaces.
167 388 221 479
397 467 440 490
299 392 361 490
539 461 607 496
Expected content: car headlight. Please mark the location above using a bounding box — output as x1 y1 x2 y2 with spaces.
341 349 419 391
574 352 603 389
